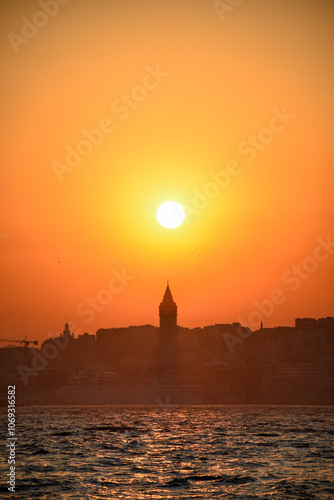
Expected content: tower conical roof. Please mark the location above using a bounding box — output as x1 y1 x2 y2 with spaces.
159 282 177 311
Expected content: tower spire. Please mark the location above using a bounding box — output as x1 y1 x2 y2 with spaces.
159 281 177 332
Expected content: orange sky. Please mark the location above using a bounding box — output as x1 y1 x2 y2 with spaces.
1 0 333 344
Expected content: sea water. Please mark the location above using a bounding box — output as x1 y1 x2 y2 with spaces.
1 405 333 499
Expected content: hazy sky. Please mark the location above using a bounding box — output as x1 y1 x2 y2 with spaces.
1 0 333 343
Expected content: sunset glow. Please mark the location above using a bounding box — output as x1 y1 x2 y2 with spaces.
1 0 333 344
1 3 333 498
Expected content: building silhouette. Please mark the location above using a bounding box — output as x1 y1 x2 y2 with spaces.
1 281 333 405
158 281 179 379
159 280 177 334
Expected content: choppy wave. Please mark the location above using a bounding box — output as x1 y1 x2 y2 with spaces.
0 405 333 499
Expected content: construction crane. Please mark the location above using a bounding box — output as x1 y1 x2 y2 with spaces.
0 336 38 357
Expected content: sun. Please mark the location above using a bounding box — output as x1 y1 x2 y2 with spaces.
157 201 185 229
